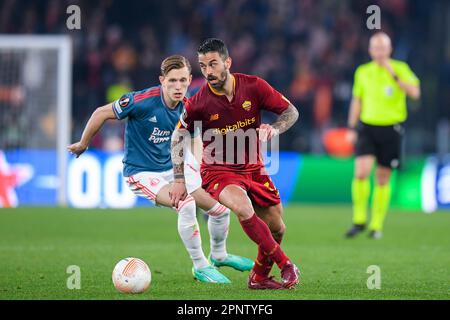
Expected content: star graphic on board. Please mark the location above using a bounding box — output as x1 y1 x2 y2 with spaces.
0 151 33 207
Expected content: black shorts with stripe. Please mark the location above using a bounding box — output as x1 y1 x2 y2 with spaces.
355 122 404 169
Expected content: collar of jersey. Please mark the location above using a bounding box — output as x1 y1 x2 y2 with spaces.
207 74 235 97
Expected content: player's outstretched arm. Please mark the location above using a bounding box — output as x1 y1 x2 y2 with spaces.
258 103 299 141
67 103 116 158
169 127 189 207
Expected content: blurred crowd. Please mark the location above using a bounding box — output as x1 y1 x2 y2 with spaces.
0 0 447 154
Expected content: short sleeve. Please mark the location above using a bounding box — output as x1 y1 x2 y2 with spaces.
112 92 136 120
256 77 290 114
398 63 420 86
352 67 363 98
176 100 200 134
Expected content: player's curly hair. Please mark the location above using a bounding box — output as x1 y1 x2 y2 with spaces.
160 55 192 76
197 38 229 60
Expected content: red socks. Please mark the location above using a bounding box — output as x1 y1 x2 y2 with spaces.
254 236 282 279
239 214 288 273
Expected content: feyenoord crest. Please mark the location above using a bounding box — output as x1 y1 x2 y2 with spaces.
150 178 160 186
242 100 252 111
119 97 130 107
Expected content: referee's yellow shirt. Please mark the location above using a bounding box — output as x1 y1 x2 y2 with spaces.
352 59 420 125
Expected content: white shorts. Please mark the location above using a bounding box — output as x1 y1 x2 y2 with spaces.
125 151 202 205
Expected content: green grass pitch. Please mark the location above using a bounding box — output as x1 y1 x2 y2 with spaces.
0 205 449 300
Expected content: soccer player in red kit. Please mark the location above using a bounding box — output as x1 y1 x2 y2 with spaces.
170 38 300 289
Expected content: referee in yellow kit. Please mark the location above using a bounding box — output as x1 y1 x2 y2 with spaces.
345 32 421 239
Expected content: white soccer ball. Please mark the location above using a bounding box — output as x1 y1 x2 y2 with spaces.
112 257 151 293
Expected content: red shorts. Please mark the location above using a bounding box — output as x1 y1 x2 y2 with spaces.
200 168 281 208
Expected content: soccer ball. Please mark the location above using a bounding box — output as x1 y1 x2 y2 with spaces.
112 257 151 293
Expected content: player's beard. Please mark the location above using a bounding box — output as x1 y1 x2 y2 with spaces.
207 70 228 90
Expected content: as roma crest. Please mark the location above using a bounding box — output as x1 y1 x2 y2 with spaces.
242 100 252 111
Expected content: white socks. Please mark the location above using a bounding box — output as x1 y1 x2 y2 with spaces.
176 197 231 269
176 195 209 270
206 202 230 261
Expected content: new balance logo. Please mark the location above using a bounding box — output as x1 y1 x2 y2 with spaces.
149 116 157 123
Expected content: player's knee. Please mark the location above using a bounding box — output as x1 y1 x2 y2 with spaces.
225 200 253 220
233 206 254 220
376 169 391 185
376 176 390 186
355 170 370 180
272 223 286 241
275 219 286 235
354 161 372 179
220 191 254 220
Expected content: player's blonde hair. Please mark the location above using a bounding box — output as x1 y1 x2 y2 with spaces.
160 55 192 76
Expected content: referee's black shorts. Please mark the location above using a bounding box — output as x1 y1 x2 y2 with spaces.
355 121 404 169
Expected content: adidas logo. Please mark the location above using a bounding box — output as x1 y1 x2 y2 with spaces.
149 116 157 123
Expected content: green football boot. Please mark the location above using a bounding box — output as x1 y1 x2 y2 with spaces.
209 254 254 272
192 266 231 284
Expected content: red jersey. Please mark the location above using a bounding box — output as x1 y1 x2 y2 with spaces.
178 73 290 173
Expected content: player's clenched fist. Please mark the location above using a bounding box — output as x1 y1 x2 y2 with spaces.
169 181 188 208
257 124 279 142
67 142 88 158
